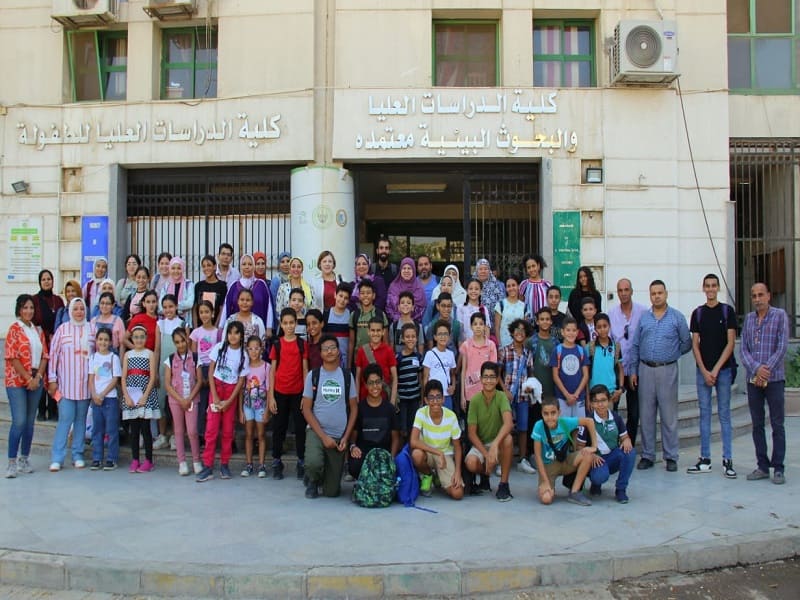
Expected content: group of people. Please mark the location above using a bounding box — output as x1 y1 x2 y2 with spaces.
4 237 790 508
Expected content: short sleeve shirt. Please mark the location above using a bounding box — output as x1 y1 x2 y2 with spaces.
89 352 122 397
209 343 250 385
355 399 399 452
532 416 579 464
466 391 511 445
549 344 589 401
413 406 461 455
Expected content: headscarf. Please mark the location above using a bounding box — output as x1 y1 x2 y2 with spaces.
473 258 506 315
91 257 108 282
34 269 63 336
165 257 188 303
238 254 256 289
276 251 291 284
38 269 54 297
431 264 467 307
68 297 90 355
98 278 116 295
288 257 313 305
387 257 427 321
253 251 268 281
85 257 108 308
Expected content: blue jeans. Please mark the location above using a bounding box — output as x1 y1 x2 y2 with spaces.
747 381 785 473
6 384 41 459
589 447 637 491
51 398 90 465
696 367 733 460
91 397 120 462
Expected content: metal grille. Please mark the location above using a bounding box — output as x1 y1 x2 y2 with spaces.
127 167 291 280
730 138 800 331
466 176 539 279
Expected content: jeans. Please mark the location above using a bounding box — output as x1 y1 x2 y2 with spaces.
589 447 637 491
7 384 41 459
747 381 785 473
51 398 90 465
696 367 733 460
91 397 120 462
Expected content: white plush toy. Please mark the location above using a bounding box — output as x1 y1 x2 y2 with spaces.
521 377 543 404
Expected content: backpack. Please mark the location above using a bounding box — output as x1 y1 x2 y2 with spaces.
554 343 586 370
697 303 739 381
394 443 419 507
310 366 352 406
272 336 305 370
352 448 396 508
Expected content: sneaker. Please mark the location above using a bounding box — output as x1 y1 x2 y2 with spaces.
257 464 268 478
136 459 154 473
746 468 770 481
90 460 102 471
479 474 491 492
128 460 140 473
178 462 190 476
193 461 203 475
305 482 319 499
722 459 737 479
17 456 33 474
772 471 786 485
153 434 169 450
169 435 177 450
296 460 305 480
420 474 433 497
637 458 654 470
103 461 117 471
589 483 602 496
49 462 61 472
665 459 677 472
196 466 214 482
567 491 592 506
615 489 629 504
494 464 502 477
517 457 537 474
272 459 284 480
687 457 712 474
73 459 86 469
344 473 354 482
220 464 232 479
241 463 254 478
495 482 513 502
5 460 17 479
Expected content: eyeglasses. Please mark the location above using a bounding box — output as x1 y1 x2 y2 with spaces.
366 380 383 387
320 345 338 352
426 394 444 402
481 374 498 380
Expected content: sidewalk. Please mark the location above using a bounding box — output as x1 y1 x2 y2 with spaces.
1 411 798 598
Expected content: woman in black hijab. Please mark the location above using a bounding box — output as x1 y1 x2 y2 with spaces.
32 269 64 421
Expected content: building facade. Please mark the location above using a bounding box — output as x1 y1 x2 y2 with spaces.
0 0 797 332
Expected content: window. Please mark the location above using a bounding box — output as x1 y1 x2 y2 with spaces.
533 20 595 87
433 21 498 87
727 0 800 92
67 31 127 102
161 28 218 99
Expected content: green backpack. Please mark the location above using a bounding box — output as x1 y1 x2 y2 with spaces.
352 448 397 508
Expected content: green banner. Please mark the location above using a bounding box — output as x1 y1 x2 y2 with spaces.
553 211 580 299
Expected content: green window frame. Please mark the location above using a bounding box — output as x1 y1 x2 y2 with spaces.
432 20 500 87
67 30 127 102
161 27 218 100
727 0 799 94
533 20 595 88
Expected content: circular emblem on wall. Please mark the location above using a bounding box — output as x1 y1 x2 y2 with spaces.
312 205 333 229
336 209 348 228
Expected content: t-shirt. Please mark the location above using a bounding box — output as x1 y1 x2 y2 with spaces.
194 279 228 322
354 342 396 399
589 340 618 392
532 416 579 464
323 307 351 368
269 337 308 395
422 347 456 390
349 306 388 351
190 326 221 366
390 319 425 353
549 344 589 402
303 366 355 438
459 338 498 402
425 318 461 354
89 351 121 397
466 391 511 444
243 361 270 410
226 313 267 346
396 351 422 403
690 303 737 371
209 342 250 385
577 410 627 455
494 298 527 348
413 405 461 455
355 399 399 452
528 336 556 398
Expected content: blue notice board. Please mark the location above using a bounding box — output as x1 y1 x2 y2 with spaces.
81 216 109 284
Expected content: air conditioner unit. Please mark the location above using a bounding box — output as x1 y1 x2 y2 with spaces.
52 0 118 29
612 20 679 85
143 0 197 20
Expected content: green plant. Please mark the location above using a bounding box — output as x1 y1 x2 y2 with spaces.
785 347 800 388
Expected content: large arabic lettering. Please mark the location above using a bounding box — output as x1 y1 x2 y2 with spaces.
355 90 578 156
15 113 282 151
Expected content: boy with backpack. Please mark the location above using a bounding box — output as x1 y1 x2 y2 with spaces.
323 282 352 369
422 320 458 412
550 317 590 417
425 292 461 353
389 291 425 354
348 279 388 368
268 307 309 480
301 335 358 498
354 317 398 406
396 322 423 439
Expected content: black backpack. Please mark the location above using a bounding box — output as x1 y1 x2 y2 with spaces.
310 366 352 406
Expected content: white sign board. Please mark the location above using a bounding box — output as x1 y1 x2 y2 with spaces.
7 217 43 283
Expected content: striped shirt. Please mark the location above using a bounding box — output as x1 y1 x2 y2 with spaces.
741 306 789 382
629 306 691 374
48 322 93 400
519 278 551 319
413 406 461 455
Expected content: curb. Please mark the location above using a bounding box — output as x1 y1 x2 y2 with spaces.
1 530 799 598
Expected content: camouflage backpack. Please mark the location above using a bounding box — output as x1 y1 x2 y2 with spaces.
352 448 396 508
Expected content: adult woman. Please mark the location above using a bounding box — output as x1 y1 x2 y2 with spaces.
5 294 48 478
32 269 64 421
519 254 551 318
312 250 340 310
151 251 172 294
275 256 315 313
90 279 120 319
473 258 506 319
254 251 269 281
386 257 427 322
160 256 195 325
567 266 602 325
222 254 274 337
82 257 109 311
115 254 142 309
349 253 387 311
270 251 291 300
53 279 81 331
193 254 228 327
47 297 93 471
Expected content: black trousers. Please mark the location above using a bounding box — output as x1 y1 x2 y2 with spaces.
271 391 306 461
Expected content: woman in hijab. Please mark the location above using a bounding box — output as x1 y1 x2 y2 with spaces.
47 297 93 471
349 253 387 312
89 279 120 319
160 257 195 326
270 251 291 300
115 254 141 309
430 264 467 307
386 257 427 322
221 254 274 337
82 257 109 311
275 257 315 313
53 279 82 332
32 270 64 421
253 251 268 281
473 258 506 318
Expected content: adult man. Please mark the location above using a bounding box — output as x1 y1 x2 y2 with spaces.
608 278 648 444
630 280 691 472
369 235 398 291
301 335 358 498
416 254 438 308
740 282 789 485
464 361 515 501
688 274 737 477
216 243 240 285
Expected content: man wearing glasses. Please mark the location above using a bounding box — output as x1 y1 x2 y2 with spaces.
608 278 647 445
